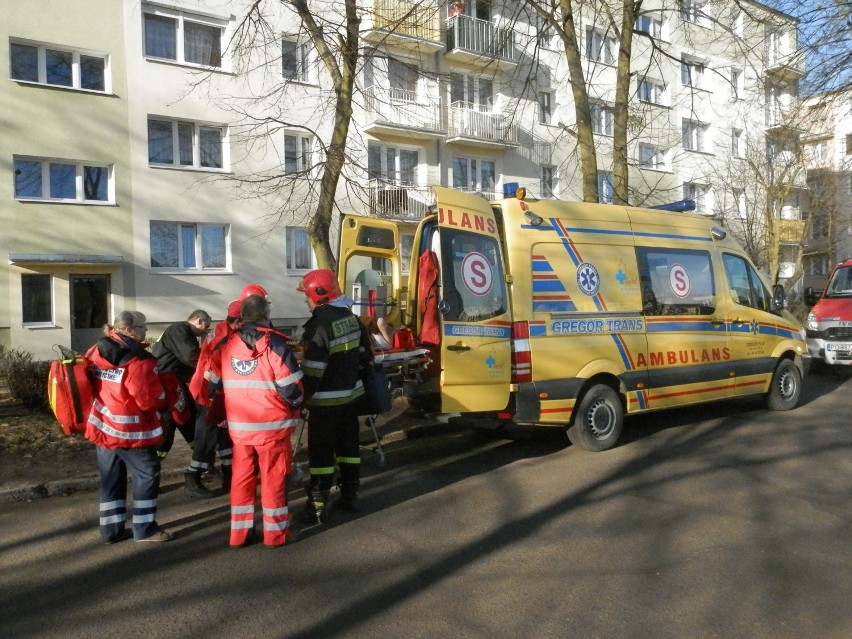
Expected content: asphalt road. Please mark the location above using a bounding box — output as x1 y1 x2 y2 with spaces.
1 370 850 639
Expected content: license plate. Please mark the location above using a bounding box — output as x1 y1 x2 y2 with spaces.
826 343 852 352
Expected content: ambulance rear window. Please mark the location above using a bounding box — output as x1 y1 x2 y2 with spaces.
439 229 506 322
356 226 395 250
637 247 716 316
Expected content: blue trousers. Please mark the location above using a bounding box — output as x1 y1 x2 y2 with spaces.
96 446 161 542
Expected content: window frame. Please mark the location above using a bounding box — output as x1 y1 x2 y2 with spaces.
21 273 54 327
598 171 614 204
538 91 552 125
13 156 113 203
285 226 316 274
149 221 231 273
368 142 422 186
731 128 744 158
147 118 227 171
283 132 315 176
638 78 666 105
452 156 497 196
585 28 616 65
142 5 227 69
541 165 555 198
682 119 708 152
591 103 614 136
635 15 663 39
638 144 666 170
282 37 311 83
637 247 717 317
10 39 110 93
683 182 709 214
681 58 705 89
722 252 772 312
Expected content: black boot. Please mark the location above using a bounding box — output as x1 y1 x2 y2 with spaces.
334 481 359 513
184 471 214 499
221 466 232 492
296 487 330 525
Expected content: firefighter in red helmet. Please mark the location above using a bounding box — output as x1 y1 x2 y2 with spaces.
240 283 269 300
296 269 373 524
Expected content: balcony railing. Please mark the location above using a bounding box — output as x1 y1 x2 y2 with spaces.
765 48 804 80
364 0 441 43
448 101 519 145
368 180 435 219
778 219 806 244
445 15 517 63
364 85 446 134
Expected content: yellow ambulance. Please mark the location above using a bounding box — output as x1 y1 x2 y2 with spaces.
339 187 809 451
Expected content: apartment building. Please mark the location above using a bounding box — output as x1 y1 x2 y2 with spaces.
2 0 802 359
801 87 852 291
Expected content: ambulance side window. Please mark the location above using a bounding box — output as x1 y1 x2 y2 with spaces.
439 229 506 321
636 247 716 316
722 253 771 312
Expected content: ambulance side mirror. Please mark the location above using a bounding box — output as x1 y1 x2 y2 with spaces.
771 284 786 313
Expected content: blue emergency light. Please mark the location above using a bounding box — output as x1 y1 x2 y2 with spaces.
651 199 696 212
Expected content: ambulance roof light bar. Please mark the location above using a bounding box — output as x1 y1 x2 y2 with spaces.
651 199 696 212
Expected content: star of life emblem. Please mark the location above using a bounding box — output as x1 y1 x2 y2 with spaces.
576 262 601 296
232 357 258 376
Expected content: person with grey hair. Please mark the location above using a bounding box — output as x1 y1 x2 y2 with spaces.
84 311 173 543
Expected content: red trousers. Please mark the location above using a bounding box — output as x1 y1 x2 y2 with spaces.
229 437 292 547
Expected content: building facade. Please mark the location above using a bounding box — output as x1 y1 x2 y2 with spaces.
2 0 802 359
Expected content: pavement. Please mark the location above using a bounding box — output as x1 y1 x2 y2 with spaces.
0 398 419 505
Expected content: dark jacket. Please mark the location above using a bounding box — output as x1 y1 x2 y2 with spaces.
153 321 201 384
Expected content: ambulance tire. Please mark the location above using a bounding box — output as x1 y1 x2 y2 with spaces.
765 358 802 411
567 385 623 452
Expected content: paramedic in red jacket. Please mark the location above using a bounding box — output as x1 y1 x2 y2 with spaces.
85 311 172 543
186 299 241 494
209 295 303 547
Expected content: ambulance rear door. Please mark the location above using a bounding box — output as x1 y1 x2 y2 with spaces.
338 216 403 327
429 187 512 414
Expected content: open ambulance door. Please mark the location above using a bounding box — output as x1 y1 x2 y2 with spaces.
338 216 403 328
428 187 512 414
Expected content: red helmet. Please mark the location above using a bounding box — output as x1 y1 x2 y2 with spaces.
240 283 268 300
226 300 242 319
298 269 341 305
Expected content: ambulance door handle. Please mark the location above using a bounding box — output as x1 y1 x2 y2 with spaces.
447 343 471 352
711 319 724 328
732 318 746 326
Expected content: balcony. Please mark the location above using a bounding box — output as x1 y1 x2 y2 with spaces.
765 49 804 81
447 101 519 149
363 85 446 137
765 105 803 135
362 0 443 53
444 15 518 67
778 219 806 244
368 180 435 219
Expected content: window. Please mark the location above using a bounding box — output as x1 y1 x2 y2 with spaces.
536 15 553 49
389 59 418 99
730 68 742 99
680 0 708 25
450 73 492 108
13 157 111 202
439 229 507 322
591 103 614 135
541 166 555 198
681 58 704 89
22 274 52 325
732 128 744 158
282 39 310 82
683 182 709 214
731 10 744 37
682 119 708 152
809 141 828 165
368 143 420 185
143 6 224 67
637 248 716 316
10 41 108 92
538 91 552 125
635 15 662 39
286 227 314 272
638 79 665 105
148 119 225 170
846 133 852 155
638 144 665 170
598 171 614 204
806 256 829 277
284 133 313 175
732 188 746 219
452 157 496 196
722 253 771 312
585 28 616 64
809 216 828 240
150 222 229 271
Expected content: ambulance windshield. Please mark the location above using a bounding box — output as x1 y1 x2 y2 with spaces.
438 229 506 322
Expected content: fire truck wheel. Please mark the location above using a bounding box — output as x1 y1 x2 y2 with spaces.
765 358 802 411
567 384 623 452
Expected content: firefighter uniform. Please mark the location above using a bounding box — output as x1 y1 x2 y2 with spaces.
86 331 170 543
300 298 373 521
209 321 303 547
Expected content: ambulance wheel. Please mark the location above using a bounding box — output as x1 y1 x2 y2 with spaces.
567 385 623 452
765 359 802 411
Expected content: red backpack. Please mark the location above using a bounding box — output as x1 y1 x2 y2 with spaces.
47 345 93 436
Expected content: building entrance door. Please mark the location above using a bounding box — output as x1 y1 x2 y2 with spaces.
71 275 110 353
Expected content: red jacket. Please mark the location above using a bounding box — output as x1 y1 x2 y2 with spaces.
85 332 168 449
209 323 303 445
189 320 234 406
